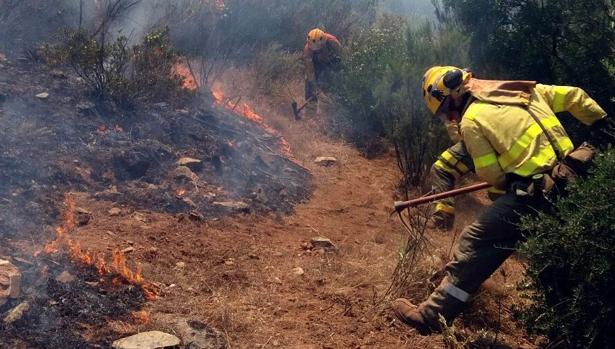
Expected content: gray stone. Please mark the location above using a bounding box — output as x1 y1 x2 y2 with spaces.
174 319 227 349
76 101 95 111
310 237 337 252
213 201 249 212
112 331 180 349
173 166 199 182
49 69 67 79
176 157 203 172
76 207 91 226
0 260 21 306
55 271 75 284
35 92 49 99
314 156 337 167
3 301 29 324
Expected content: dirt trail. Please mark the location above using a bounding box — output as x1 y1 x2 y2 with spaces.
72 96 532 348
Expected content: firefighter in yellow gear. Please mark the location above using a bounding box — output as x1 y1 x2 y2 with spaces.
301 28 342 119
392 65 608 334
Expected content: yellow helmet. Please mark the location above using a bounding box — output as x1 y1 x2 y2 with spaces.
307 28 326 42
307 28 327 51
422 66 472 115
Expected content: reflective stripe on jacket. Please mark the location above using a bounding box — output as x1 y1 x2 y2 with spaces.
460 84 607 188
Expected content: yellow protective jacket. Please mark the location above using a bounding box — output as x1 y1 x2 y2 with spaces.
460 84 607 189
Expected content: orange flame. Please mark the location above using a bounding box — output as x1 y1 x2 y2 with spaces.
211 86 294 159
173 60 198 91
130 310 151 324
42 194 159 300
175 188 186 197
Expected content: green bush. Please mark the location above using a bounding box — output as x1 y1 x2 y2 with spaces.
441 0 615 118
44 27 188 108
519 148 615 348
332 15 468 189
43 29 132 102
131 28 187 103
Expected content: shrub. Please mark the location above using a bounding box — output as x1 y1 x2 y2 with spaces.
131 28 187 103
518 148 615 348
44 29 132 102
44 27 188 108
332 15 468 190
250 42 302 98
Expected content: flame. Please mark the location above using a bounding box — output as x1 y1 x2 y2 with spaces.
175 188 186 197
130 310 150 324
173 60 198 91
211 86 294 159
42 194 159 300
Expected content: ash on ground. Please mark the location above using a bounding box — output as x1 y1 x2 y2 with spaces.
0 59 312 239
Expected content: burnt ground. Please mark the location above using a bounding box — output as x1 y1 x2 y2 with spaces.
0 58 539 348
0 58 311 239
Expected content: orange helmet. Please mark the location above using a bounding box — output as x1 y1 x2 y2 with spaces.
307 28 326 50
422 66 472 115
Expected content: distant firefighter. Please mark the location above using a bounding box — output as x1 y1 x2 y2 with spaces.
301 28 342 119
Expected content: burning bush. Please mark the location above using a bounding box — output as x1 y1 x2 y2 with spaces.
131 28 188 102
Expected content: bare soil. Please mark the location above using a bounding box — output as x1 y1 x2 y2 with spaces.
73 103 536 348
0 60 537 348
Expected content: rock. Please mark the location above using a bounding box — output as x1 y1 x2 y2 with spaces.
75 207 91 226
176 157 203 172
174 166 199 182
310 237 337 252
182 197 197 207
292 267 305 276
3 301 29 324
108 207 122 216
0 260 21 306
55 271 75 284
188 211 205 221
213 201 249 212
35 92 49 99
174 319 227 349
76 101 95 111
49 69 67 79
122 247 135 254
175 262 186 269
112 331 180 349
314 156 337 167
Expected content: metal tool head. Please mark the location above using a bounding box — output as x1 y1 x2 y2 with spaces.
291 101 301 120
